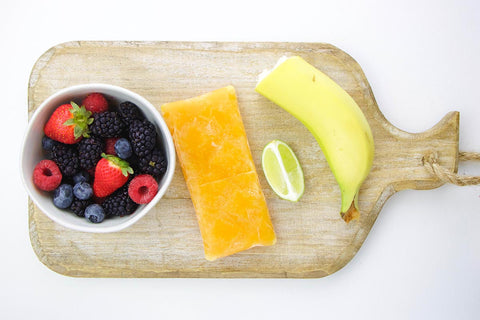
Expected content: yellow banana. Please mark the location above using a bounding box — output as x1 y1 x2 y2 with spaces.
255 56 374 222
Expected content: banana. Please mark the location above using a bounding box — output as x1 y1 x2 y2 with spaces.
255 56 374 223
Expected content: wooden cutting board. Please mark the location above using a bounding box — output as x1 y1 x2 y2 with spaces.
28 41 459 278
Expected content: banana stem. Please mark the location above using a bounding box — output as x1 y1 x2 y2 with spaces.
341 202 360 223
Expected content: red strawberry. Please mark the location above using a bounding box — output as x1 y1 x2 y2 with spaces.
82 93 109 114
128 174 158 204
105 137 120 155
93 153 133 197
44 102 92 144
33 160 62 191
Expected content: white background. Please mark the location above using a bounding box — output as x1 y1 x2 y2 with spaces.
2 0 479 319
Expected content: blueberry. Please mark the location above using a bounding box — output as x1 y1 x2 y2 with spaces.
73 182 93 200
53 184 73 209
84 204 105 223
42 136 58 151
73 171 90 184
114 138 133 159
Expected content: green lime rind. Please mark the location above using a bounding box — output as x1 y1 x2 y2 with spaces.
261 140 304 202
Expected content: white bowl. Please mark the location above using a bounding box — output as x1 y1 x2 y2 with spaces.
21 84 176 233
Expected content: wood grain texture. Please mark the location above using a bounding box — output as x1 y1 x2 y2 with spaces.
28 41 459 278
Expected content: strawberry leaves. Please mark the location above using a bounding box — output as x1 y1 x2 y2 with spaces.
63 102 93 139
101 153 134 176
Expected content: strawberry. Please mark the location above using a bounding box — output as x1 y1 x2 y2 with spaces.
93 153 133 197
82 93 109 114
44 102 92 144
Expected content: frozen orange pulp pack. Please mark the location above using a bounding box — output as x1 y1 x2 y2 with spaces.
161 86 276 260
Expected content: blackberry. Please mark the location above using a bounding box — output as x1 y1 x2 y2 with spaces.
77 136 104 170
129 119 156 157
70 198 92 217
138 149 167 179
118 101 143 125
89 111 125 138
103 186 138 217
51 143 80 176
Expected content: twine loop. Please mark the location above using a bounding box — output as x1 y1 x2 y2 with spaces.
422 151 480 186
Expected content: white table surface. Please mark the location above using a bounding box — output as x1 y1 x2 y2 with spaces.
2 0 479 319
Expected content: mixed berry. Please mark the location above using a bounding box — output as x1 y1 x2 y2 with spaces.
32 93 167 223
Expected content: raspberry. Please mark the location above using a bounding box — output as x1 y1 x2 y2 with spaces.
104 137 119 155
87 167 96 180
33 160 63 191
128 174 158 204
82 93 109 114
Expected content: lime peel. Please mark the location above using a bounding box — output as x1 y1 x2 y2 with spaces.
262 140 304 202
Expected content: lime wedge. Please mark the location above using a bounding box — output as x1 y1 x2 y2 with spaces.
262 140 304 201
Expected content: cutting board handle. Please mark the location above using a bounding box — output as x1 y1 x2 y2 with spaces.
373 111 459 192
423 151 480 186
378 110 480 192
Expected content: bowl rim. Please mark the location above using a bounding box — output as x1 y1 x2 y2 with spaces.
21 83 176 233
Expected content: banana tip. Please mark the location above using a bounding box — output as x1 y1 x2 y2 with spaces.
341 202 360 223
